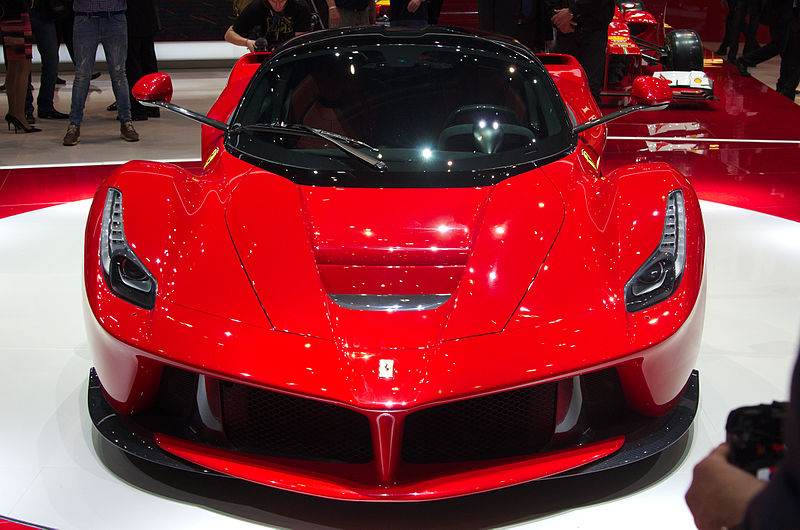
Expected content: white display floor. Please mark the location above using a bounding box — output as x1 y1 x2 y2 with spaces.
0 198 798 529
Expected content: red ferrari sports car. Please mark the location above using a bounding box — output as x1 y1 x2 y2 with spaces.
85 26 705 501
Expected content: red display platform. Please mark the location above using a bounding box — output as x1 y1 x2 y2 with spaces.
0 517 46 530
0 161 204 220
603 53 800 223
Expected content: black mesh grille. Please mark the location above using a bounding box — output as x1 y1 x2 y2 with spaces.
402 383 557 463
221 382 373 464
153 365 197 418
581 368 640 429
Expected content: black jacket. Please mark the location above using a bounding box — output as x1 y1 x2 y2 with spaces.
543 0 614 33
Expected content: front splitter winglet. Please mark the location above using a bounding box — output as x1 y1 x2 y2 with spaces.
88 368 225 476
552 369 699 478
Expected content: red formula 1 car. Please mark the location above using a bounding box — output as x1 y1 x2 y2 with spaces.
85 26 705 501
604 0 714 102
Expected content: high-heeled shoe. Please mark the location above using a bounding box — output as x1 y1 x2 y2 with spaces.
5 114 42 133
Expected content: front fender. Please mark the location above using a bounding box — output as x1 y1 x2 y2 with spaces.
84 160 270 348
505 161 704 415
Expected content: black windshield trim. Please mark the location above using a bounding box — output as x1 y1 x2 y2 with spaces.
226 143 574 188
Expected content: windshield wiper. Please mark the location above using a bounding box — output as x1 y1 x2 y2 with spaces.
229 122 388 171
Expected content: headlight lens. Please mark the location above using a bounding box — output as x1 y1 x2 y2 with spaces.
100 188 157 309
624 189 686 312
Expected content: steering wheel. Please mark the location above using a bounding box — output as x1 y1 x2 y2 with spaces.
438 104 532 154
442 104 521 128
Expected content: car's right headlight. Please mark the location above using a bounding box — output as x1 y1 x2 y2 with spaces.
100 188 157 309
624 189 686 312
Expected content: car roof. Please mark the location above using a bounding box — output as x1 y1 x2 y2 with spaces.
274 25 538 62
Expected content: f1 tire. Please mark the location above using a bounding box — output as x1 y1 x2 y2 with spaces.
664 29 704 71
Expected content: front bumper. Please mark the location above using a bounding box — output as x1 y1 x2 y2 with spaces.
89 367 698 501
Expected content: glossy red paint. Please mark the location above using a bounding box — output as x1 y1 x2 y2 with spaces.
84 30 706 500
132 73 173 103
0 161 203 220
154 433 624 501
607 6 655 56
201 53 267 163
84 152 704 498
0 518 41 530
318 264 463 295
622 7 658 27
631 76 673 106
542 53 606 155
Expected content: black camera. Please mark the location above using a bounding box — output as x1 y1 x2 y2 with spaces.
726 401 788 479
253 37 269 52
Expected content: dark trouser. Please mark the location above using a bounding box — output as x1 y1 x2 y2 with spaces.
54 7 74 62
776 13 800 99
551 28 608 104
741 0 793 66
29 8 60 113
728 0 764 59
721 0 738 51
127 33 158 116
477 0 521 38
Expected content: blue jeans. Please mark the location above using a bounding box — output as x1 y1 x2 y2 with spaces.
69 13 131 125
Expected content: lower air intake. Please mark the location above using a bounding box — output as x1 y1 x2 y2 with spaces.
401 383 557 463
221 382 374 464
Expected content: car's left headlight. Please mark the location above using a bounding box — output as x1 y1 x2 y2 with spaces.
625 189 685 312
100 188 157 309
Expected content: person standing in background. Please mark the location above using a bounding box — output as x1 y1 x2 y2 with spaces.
63 0 139 146
125 0 160 120
28 0 69 119
225 0 312 52
736 0 795 86
719 0 765 61
389 0 426 27
327 0 375 28
478 0 520 37
544 0 614 104
1 0 41 132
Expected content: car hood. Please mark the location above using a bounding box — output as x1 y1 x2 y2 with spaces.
225 168 564 349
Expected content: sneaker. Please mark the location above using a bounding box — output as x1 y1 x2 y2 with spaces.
120 121 140 142
63 124 80 146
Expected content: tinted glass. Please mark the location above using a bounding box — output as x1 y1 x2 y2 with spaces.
227 31 573 186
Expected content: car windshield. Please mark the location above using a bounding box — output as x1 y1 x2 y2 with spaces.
227 30 573 187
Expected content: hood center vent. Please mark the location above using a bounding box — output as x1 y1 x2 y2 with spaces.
328 294 451 312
